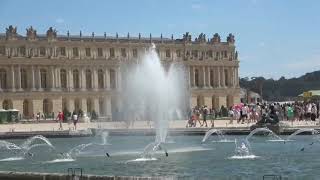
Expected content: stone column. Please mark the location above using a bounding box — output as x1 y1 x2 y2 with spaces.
68 69 74 91
189 66 192 88
105 68 110 90
67 99 75 113
192 66 196 87
221 67 225 88
50 66 55 91
93 68 98 91
217 66 221 88
10 66 15 92
208 67 211 88
93 98 100 115
116 67 121 90
235 67 239 87
81 98 87 113
36 66 41 90
55 68 60 89
31 66 36 91
202 66 206 88
16 66 22 91
81 68 86 91
105 96 112 120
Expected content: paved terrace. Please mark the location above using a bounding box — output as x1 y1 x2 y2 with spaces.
0 119 319 133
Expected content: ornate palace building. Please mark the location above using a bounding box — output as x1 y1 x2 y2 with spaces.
0 25 240 120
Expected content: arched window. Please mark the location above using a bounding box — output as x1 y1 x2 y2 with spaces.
210 69 214 87
110 69 116 89
2 99 13 110
21 68 28 89
73 70 80 89
74 99 81 113
86 69 92 89
87 98 93 113
99 98 105 116
195 69 199 87
40 69 47 89
0 69 7 89
23 99 33 118
43 99 52 115
224 69 228 86
60 69 67 89
98 69 104 89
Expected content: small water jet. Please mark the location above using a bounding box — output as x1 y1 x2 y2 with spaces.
287 128 319 141
202 129 232 143
246 128 282 141
228 139 259 159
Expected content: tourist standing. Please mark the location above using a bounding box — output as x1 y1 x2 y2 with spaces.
201 106 208 127
72 112 78 130
56 112 63 130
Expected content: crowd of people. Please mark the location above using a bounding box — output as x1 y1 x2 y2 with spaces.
187 101 320 128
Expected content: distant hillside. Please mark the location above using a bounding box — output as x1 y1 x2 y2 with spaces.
240 71 320 101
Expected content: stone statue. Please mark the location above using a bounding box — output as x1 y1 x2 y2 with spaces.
197 33 206 43
127 32 130 39
67 31 70 38
171 34 173 40
227 33 235 44
80 31 82 38
211 33 221 43
116 33 118 39
46 27 57 39
160 33 163 40
92 32 95 38
235 51 238 60
104 32 106 39
6 25 17 40
183 32 191 42
139 33 141 40
26 26 37 40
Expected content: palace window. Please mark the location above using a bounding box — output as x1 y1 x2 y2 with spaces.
224 51 228 58
195 69 199 86
73 47 79 57
207 50 213 58
176 50 181 57
121 48 126 58
109 48 115 58
85 48 91 57
73 69 80 89
21 68 28 89
60 47 66 56
210 69 214 87
132 49 138 58
40 69 48 89
215 52 219 60
192 50 198 58
19 46 26 56
110 69 116 89
166 49 171 58
60 69 67 89
98 69 104 89
86 69 92 89
97 48 103 57
0 46 5 55
0 69 7 89
2 99 13 110
23 99 32 118
40 47 46 56
224 69 228 86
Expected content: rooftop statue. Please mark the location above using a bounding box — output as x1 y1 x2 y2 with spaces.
183 32 192 42
211 33 221 43
46 27 57 39
196 33 206 43
5 25 17 40
227 33 235 44
26 26 37 40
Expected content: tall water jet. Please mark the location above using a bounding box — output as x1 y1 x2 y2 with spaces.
122 43 188 143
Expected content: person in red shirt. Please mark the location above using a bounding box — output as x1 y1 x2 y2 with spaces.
56 112 63 130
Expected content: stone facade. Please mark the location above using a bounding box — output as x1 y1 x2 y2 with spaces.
0 26 240 120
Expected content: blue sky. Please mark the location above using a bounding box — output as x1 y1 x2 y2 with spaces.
1 0 320 79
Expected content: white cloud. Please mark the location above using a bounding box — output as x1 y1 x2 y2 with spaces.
258 42 265 47
55 18 64 24
191 4 202 10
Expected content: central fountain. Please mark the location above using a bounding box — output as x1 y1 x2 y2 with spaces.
122 44 188 158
